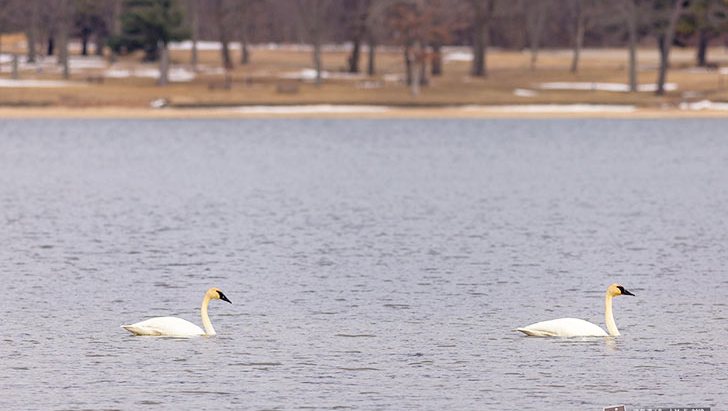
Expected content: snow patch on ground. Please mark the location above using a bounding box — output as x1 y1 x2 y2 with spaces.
0 79 82 88
461 104 637 113
540 82 678 92
104 67 195 82
444 51 473 62
278 69 365 81
67 56 108 70
383 74 403 83
0 54 108 71
513 88 538 97
679 100 728 111
227 105 391 114
169 40 242 51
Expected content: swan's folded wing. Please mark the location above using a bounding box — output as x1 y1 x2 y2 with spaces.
121 316 205 337
516 318 608 337
121 324 164 336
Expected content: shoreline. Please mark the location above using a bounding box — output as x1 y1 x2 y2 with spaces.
1 105 728 119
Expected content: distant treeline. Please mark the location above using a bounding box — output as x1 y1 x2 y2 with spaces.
1 0 726 92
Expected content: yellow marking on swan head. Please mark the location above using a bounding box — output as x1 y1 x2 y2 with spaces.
607 283 635 297
206 287 232 304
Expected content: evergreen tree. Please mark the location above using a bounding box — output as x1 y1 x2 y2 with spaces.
109 0 187 61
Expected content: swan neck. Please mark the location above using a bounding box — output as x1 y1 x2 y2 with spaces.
604 292 619 337
201 294 216 336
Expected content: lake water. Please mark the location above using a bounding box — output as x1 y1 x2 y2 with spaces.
1 118 727 410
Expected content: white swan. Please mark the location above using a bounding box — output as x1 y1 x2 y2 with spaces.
516 283 634 337
122 287 232 337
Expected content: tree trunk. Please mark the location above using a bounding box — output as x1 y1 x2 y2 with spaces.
47 36 55 56
527 1 548 71
237 2 250 65
190 0 199 70
241 38 250 64
418 43 428 86
95 34 105 56
470 0 492 77
221 39 232 70
471 16 485 76
625 0 638 92
696 29 710 67
12 54 19 79
158 42 169 86
431 43 442 76
366 35 376 75
410 45 420 96
81 30 90 56
656 0 685 96
297 0 326 86
110 0 122 63
58 0 71 80
404 44 412 86
313 37 322 86
215 0 233 71
569 1 585 74
348 37 361 73
26 0 39 63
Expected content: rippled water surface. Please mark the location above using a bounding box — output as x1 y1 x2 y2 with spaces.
1 119 727 410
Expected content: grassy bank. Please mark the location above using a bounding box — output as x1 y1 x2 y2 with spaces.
1 44 728 113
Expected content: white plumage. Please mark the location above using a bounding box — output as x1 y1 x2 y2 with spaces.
122 287 232 337
516 318 608 337
122 316 206 337
516 283 635 338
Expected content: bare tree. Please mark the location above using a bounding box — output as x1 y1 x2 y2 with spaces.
159 41 170 85
365 0 389 76
621 0 640 92
366 34 376 75
387 0 436 95
470 0 494 77
108 0 122 62
236 0 258 65
569 0 585 73
426 0 458 77
214 0 233 72
297 0 332 86
188 0 199 70
687 0 728 67
655 0 686 96
57 0 72 80
343 0 370 73
26 0 40 63
525 0 549 71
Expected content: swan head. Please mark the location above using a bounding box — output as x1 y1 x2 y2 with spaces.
608 283 635 297
207 287 232 304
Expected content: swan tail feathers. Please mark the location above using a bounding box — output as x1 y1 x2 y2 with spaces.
515 327 553 337
121 324 162 336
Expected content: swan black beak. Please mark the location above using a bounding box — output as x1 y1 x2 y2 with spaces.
621 288 635 296
218 292 232 304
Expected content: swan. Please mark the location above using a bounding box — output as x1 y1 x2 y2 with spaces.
516 283 634 337
121 287 232 337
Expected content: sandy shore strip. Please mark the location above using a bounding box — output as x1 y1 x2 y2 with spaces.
1 104 728 119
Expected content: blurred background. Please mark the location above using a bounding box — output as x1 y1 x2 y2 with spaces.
1 0 728 109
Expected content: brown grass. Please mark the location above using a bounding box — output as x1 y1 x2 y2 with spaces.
2 43 728 115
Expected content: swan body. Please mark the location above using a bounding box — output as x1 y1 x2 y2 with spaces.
122 287 231 337
516 318 608 337
517 283 634 338
121 316 206 337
